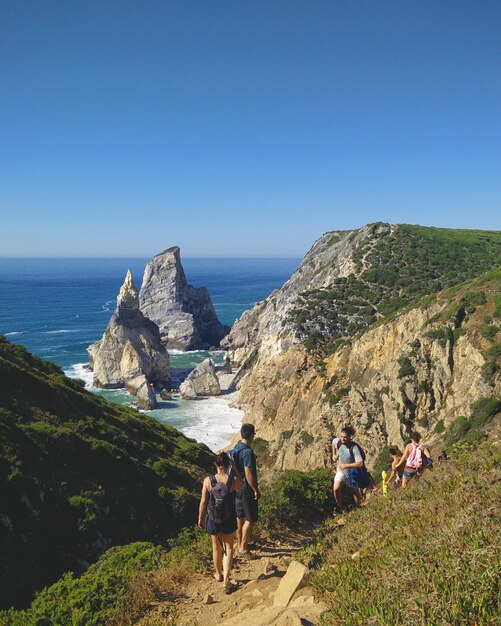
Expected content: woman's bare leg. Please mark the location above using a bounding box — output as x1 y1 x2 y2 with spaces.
211 535 222 580
222 533 235 589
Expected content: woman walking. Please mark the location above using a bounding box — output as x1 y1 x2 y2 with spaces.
198 452 243 593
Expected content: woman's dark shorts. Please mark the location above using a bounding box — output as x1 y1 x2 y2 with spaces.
205 515 237 536
235 488 259 522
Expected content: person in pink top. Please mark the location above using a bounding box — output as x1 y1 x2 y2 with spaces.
398 432 431 488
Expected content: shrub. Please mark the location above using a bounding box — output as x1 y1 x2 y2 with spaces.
398 357 415 379
445 416 472 447
260 469 333 530
434 420 445 433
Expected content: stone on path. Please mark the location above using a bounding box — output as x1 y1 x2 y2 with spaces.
202 592 215 605
271 608 303 626
273 561 307 608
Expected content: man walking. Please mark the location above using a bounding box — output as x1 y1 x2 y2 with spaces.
332 425 364 512
232 423 260 557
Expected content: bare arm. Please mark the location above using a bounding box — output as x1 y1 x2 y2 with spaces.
332 444 338 463
244 466 261 500
230 456 244 489
197 478 210 529
397 444 411 468
338 460 363 470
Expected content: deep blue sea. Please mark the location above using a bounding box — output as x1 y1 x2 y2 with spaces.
0 257 299 449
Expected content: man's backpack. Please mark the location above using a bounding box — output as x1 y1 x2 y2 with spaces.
229 443 250 479
207 475 235 529
336 439 366 462
336 440 370 489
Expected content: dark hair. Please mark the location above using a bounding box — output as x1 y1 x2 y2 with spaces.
214 452 231 469
410 431 421 443
241 423 256 440
389 448 398 456
341 425 355 438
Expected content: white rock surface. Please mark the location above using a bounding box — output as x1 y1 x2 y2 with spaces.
180 358 221 398
139 247 229 350
88 270 170 390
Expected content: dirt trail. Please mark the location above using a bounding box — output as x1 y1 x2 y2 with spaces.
140 530 327 626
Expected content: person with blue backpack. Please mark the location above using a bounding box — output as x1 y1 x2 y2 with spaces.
198 452 243 594
332 425 370 512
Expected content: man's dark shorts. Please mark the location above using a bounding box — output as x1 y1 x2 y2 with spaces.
235 488 259 522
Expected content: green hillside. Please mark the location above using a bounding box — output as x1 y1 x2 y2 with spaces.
289 224 501 354
0 337 212 609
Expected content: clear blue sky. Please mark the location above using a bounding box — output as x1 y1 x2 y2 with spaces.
1 1 500 257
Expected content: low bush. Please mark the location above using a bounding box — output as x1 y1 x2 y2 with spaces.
259 468 333 530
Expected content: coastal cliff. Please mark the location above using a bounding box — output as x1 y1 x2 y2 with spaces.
88 270 170 392
224 225 501 470
139 247 229 350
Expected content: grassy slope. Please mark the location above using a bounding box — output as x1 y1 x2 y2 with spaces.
0 337 212 609
289 224 501 354
305 439 500 625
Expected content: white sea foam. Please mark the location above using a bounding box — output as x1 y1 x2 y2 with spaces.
155 394 243 452
45 330 79 334
168 349 226 355
5 331 23 337
64 362 94 389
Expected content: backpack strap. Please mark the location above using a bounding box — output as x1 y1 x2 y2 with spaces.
337 440 365 464
233 443 250 473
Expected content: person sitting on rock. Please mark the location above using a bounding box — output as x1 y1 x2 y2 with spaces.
198 452 243 593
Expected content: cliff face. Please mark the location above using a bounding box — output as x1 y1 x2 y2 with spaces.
88 270 170 389
224 225 501 471
139 247 229 350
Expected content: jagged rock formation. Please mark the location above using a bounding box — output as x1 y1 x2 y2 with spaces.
224 225 501 471
180 358 221 398
139 247 229 350
88 270 170 390
125 375 158 410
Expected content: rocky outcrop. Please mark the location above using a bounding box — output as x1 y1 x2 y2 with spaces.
223 225 500 472
88 270 170 390
180 358 221 398
125 375 157 410
139 247 229 350
221 226 377 365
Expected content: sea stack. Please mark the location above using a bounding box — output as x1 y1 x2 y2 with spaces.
139 246 230 350
179 358 221 399
88 270 171 394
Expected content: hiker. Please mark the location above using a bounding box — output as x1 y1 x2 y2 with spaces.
332 425 369 512
398 432 432 488
384 448 404 489
231 423 260 558
198 452 243 593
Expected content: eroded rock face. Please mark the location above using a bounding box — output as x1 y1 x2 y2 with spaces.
179 358 221 398
88 270 170 389
234 296 500 472
125 375 158 410
223 225 500 472
139 247 229 350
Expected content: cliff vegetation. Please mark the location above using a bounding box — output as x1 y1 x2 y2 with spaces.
0 337 212 609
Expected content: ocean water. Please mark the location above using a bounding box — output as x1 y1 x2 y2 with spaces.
0 257 299 449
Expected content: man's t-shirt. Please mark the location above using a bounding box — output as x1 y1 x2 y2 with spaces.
233 442 258 493
332 437 363 480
